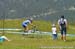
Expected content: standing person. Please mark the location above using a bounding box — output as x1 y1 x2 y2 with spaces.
52 24 57 40
22 18 34 34
58 15 67 41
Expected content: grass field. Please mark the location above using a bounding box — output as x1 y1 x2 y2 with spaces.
0 33 75 49
0 19 75 49
0 19 75 34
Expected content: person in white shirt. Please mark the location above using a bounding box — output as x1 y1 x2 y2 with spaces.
52 24 57 40
58 15 67 41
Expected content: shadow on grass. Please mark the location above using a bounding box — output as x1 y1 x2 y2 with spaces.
66 39 75 42
22 35 43 39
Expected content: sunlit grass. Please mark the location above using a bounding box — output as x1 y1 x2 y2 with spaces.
0 19 75 33
0 33 75 49
0 19 75 49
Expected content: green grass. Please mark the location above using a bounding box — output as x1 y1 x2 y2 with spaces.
0 33 75 49
0 19 51 32
0 19 75 33
0 19 75 49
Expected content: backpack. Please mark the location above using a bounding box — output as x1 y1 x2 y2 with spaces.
59 19 66 28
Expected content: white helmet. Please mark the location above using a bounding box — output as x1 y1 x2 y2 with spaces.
52 24 56 27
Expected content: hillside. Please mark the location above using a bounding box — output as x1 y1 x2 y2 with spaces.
0 0 75 22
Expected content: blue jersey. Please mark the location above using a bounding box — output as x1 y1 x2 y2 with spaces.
0 37 4 43
22 20 31 26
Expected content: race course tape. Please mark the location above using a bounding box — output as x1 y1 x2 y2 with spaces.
0 28 75 37
0 28 22 31
0 31 75 37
